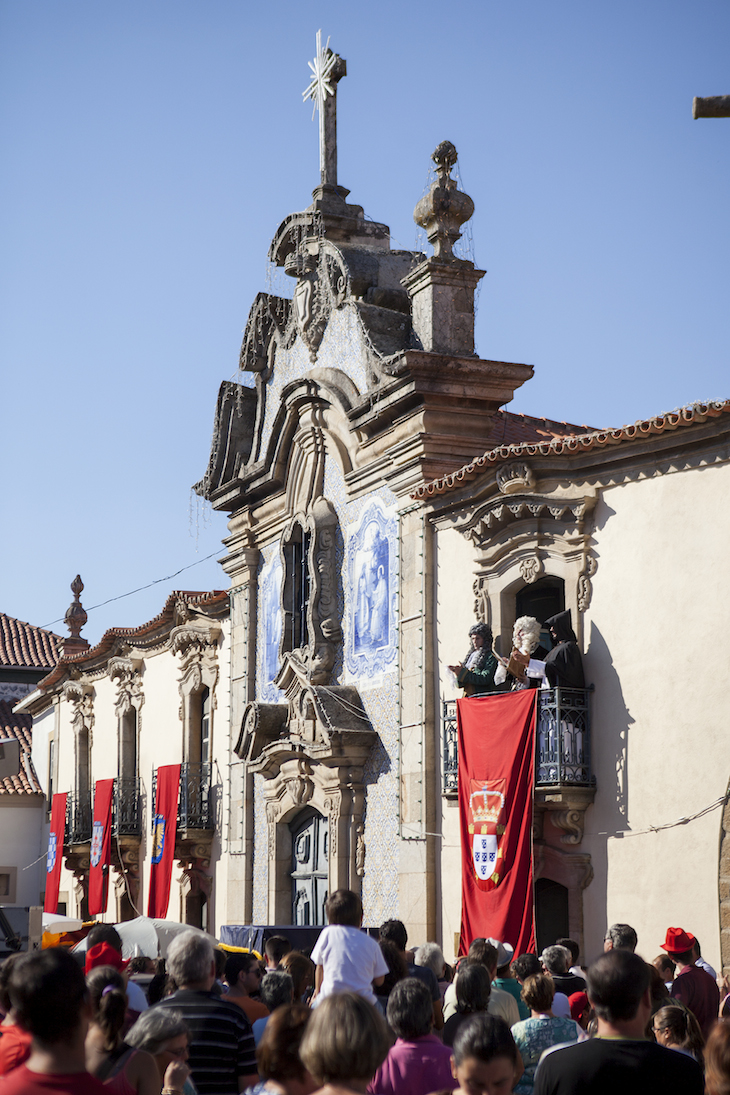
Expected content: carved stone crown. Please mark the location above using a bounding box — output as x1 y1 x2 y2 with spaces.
497 461 535 495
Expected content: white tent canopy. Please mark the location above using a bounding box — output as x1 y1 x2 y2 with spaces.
42 912 83 934
72 916 211 959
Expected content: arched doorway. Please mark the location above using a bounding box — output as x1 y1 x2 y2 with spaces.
290 809 328 926
535 877 569 952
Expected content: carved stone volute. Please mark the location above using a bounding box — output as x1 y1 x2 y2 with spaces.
109 658 144 718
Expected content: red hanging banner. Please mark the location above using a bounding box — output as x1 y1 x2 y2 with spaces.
43 792 68 913
147 764 181 918
457 690 537 956
88 778 115 916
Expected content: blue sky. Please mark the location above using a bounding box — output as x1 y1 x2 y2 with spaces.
2 0 728 643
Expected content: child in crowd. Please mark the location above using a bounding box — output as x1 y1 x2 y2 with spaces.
310 890 389 1007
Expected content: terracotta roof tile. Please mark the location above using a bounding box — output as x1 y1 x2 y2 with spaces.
412 399 730 499
0 614 61 669
37 589 229 692
0 699 42 795
483 410 593 448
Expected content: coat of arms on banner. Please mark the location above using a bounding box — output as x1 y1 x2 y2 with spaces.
468 779 506 891
91 821 104 867
46 832 57 873
151 815 166 864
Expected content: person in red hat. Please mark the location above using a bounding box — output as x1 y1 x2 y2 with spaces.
83 926 148 1029
662 926 720 1040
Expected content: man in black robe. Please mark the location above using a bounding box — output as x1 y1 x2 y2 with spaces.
543 610 585 689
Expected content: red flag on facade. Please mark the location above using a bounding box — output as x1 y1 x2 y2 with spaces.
88 778 115 916
43 792 67 913
147 764 181 918
457 690 537 956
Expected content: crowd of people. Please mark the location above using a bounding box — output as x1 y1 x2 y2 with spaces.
1 894 730 1094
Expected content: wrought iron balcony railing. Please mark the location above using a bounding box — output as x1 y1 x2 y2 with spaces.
65 790 92 844
442 687 595 796
151 762 214 833
113 777 142 837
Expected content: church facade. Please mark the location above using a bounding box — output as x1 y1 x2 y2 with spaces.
20 38 730 973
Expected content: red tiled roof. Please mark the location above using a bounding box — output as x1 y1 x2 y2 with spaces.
37 589 229 692
0 614 60 669
413 399 730 499
482 409 593 448
0 699 42 795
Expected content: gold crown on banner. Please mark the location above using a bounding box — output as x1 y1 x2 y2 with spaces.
469 788 505 823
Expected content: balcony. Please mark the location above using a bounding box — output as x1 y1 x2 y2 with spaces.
151 762 214 834
442 687 595 796
65 790 92 845
113 777 142 837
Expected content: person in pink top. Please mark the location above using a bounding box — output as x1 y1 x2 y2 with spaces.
368 979 455 1095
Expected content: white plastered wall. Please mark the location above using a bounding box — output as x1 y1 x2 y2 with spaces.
435 460 730 971
49 619 233 931
436 525 481 960
581 461 730 972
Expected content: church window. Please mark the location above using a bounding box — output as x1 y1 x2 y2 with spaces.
283 524 311 652
119 708 137 783
200 687 211 766
516 577 565 650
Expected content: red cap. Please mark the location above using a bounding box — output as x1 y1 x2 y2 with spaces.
85 941 129 974
568 991 589 1021
660 927 696 955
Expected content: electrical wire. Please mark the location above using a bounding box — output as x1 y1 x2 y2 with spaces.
41 551 221 629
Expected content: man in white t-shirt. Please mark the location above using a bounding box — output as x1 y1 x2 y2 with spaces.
311 889 388 1006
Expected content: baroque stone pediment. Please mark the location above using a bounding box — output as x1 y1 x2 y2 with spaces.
465 493 596 544
235 652 375 779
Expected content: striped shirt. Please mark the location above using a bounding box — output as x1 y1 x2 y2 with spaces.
156 990 257 1094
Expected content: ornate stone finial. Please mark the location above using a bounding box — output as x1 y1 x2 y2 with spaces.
413 142 475 261
65 575 88 638
58 575 90 658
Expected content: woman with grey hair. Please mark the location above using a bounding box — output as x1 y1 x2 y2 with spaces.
126 1008 197 1095
414 943 444 982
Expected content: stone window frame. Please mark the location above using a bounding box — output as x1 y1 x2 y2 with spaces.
109 658 144 785
171 623 222 766
277 496 342 686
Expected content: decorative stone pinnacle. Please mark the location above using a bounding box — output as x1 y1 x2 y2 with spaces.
413 141 475 262
65 574 88 639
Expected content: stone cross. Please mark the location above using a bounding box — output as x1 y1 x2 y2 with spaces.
303 30 347 188
693 96 730 118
